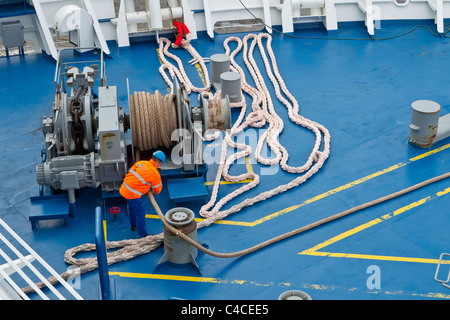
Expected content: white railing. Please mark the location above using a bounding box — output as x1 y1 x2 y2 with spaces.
0 218 83 300
435 253 450 290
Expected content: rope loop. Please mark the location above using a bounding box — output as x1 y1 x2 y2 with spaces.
199 33 331 219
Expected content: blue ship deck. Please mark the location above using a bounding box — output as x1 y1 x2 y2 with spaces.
1 19 450 301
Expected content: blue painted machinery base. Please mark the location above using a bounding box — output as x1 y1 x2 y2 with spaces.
160 164 209 206
29 194 70 230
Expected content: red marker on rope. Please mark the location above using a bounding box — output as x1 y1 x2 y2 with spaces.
173 21 190 48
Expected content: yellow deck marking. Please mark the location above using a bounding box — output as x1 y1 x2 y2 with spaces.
204 155 254 186
157 43 450 226
194 63 209 88
119 101 450 293
303 251 450 264
110 271 222 283
149 163 410 225
204 179 254 186
245 156 254 174
109 271 450 298
247 142 450 225
156 48 162 64
103 220 108 252
147 143 450 227
299 187 450 264
145 214 255 226
408 143 450 162
103 220 108 242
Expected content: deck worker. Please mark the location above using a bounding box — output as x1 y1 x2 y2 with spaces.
119 151 166 238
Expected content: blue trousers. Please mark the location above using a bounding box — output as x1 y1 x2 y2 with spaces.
126 197 148 238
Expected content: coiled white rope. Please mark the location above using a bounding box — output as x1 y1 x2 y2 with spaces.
198 33 331 227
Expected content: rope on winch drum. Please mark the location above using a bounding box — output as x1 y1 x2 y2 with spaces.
129 90 178 151
129 32 218 153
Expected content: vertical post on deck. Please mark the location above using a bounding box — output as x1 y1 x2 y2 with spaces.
95 206 111 300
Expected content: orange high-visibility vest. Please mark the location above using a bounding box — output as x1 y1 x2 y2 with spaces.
119 159 163 199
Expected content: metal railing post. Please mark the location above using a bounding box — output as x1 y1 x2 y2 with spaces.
95 206 111 300
434 253 450 290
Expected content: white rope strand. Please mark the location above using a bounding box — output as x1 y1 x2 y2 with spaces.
198 33 331 224
158 36 211 94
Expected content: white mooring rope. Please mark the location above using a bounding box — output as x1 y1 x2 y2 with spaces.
197 33 330 226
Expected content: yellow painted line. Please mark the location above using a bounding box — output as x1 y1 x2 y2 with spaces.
204 142 221 148
204 156 254 186
231 142 450 226
110 271 223 283
299 186 450 264
109 271 450 298
109 271 287 286
145 215 254 226
204 179 254 186
201 142 450 224
145 214 254 226
108 271 307 288
408 143 450 162
103 220 107 243
200 159 414 224
194 63 209 88
149 142 450 226
156 48 162 64
248 162 409 226
245 156 254 173
302 251 450 264
300 219 383 255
